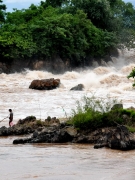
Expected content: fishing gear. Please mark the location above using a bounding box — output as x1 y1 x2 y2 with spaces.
0 116 8 123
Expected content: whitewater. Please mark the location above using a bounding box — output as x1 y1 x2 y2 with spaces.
0 50 135 124
0 50 135 180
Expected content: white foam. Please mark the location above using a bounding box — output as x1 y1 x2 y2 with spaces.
0 51 135 125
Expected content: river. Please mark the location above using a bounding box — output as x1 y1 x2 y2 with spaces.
0 50 135 179
0 137 135 180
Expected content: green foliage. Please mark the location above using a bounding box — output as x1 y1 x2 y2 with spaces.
127 67 135 79
65 0 112 30
0 0 6 24
71 111 102 129
63 0 135 48
30 7 113 58
72 95 120 114
126 126 135 133
36 119 43 126
120 109 135 119
0 24 37 59
70 95 122 129
108 0 135 48
69 95 135 130
70 108 125 130
0 6 116 61
45 0 65 7
127 67 135 87
0 0 135 62
47 116 51 121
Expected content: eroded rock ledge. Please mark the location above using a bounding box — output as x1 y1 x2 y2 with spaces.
0 116 135 150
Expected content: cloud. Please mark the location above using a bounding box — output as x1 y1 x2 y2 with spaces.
5 0 40 3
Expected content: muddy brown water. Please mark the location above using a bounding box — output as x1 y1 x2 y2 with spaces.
0 136 135 180
1 52 135 179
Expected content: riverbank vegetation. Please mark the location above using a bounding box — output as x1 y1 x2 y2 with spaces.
127 67 135 87
67 95 135 132
0 0 135 65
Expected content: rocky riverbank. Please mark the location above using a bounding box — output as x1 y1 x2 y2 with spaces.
0 48 121 74
0 116 135 150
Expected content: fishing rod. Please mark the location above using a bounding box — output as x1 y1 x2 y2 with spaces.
0 116 8 123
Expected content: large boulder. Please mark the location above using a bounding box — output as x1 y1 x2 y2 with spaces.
11 123 135 150
94 125 135 150
17 116 36 125
111 104 123 110
70 84 84 91
13 125 76 144
0 116 42 136
0 116 61 137
29 78 60 90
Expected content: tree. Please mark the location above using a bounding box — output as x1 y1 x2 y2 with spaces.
107 0 135 48
0 0 134 64
41 0 70 8
6 4 40 25
62 0 112 30
0 0 6 24
127 68 135 87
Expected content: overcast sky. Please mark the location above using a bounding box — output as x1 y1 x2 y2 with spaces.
4 0 135 12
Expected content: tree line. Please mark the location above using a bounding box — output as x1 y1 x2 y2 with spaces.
0 0 135 65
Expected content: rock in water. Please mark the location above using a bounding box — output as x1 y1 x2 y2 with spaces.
70 84 84 91
94 125 135 150
29 78 60 90
111 104 123 110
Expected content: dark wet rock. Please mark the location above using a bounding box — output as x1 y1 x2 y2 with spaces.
73 129 106 144
1 114 135 151
29 78 60 90
94 143 108 149
70 84 84 91
73 135 89 143
0 62 9 74
12 121 135 151
13 138 31 144
17 116 36 125
111 104 123 110
13 125 77 144
0 116 37 136
31 55 70 74
94 126 135 150
0 126 8 136
59 122 67 129
32 130 39 138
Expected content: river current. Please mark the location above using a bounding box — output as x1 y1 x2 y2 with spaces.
0 51 135 179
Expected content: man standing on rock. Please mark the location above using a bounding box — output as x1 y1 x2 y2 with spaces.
9 109 13 127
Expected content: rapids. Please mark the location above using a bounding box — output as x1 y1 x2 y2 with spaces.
0 50 135 179
0 54 135 125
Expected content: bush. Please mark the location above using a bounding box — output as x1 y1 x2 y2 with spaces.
126 126 135 133
36 119 43 126
71 111 102 129
70 95 122 129
120 109 135 120
127 67 135 87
